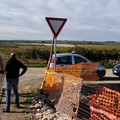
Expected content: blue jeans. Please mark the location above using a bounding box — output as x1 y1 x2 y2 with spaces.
6 78 19 110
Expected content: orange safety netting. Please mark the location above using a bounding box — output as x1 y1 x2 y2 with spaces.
42 62 99 100
41 69 82 119
90 87 120 120
41 69 56 100
80 62 99 81
52 62 99 81
55 73 82 119
41 63 100 119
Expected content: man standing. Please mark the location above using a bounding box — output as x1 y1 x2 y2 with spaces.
2 53 27 112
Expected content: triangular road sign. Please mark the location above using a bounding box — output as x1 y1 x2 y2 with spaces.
45 17 67 38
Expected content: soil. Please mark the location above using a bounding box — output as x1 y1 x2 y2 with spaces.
0 77 43 120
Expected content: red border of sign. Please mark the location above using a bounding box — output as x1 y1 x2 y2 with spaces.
45 17 67 38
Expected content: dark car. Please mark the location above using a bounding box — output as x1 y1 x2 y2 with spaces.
112 64 120 77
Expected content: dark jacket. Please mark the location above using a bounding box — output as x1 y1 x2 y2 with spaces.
5 58 27 79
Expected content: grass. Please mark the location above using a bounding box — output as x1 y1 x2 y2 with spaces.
103 63 115 69
25 63 47 68
24 97 33 103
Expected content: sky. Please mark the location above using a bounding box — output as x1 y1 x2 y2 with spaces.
0 0 120 41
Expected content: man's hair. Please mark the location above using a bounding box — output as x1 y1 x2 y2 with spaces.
10 53 16 58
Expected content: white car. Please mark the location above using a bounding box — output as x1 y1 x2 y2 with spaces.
50 53 106 79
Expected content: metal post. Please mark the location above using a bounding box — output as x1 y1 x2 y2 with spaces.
54 37 57 72
47 37 54 69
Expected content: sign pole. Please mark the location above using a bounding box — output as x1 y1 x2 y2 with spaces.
47 37 54 69
54 37 57 72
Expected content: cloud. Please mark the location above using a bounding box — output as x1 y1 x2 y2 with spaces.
0 0 120 41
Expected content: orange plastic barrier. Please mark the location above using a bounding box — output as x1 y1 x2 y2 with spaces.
90 87 120 120
80 62 99 81
41 63 100 119
41 69 56 100
42 63 99 99
42 69 82 119
55 73 82 119
52 62 99 81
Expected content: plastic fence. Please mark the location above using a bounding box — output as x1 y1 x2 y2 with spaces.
55 73 82 119
41 63 99 119
42 70 82 119
90 87 120 120
53 62 99 81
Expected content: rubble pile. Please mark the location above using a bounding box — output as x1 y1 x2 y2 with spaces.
26 90 71 120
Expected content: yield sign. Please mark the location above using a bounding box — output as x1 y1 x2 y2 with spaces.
45 17 67 38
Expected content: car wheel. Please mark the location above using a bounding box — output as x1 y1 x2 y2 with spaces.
97 70 105 80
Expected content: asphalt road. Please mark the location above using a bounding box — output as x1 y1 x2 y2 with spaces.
20 68 45 82
18 68 45 90
18 67 120 92
1 68 45 89
7 68 117 90
19 68 118 81
105 69 117 77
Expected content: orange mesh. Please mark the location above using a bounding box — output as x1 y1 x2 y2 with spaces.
50 62 99 81
90 111 112 120
41 63 100 119
90 87 120 120
55 74 82 119
41 69 56 100
41 69 82 119
80 62 99 81
55 63 82 77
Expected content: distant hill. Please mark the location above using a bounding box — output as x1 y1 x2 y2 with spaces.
0 40 120 45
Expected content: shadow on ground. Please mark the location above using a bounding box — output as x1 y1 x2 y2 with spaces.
102 76 120 80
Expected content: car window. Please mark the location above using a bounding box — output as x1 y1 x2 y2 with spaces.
74 56 87 63
56 56 72 65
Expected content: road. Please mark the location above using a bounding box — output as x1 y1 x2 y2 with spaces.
20 68 45 82
18 68 119 87
19 68 118 82
1 68 45 90
18 68 45 91
19 68 120 91
105 69 117 77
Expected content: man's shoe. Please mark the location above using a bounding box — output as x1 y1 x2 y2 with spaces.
16 105 21 108
3 109 10 112
14 105 22 108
